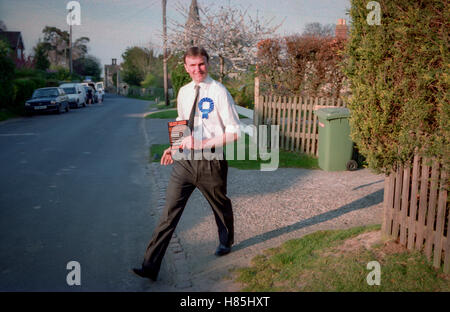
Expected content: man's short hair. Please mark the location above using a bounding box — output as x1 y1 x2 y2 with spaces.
184 47 209 64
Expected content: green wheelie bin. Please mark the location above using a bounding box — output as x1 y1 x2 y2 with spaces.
314 107 355 171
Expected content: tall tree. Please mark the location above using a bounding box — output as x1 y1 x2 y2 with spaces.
73 55 101 80
302 22 335 37
33 41 50 71
41 26 89 67
169 3 282 82
121 46 159 86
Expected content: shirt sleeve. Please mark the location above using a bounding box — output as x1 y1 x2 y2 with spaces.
175 88 184 121
218 86 240 135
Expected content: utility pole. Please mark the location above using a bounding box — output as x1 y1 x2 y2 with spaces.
116 70 120 95
68 6 74 76
69 23 73 75
162 0 169 106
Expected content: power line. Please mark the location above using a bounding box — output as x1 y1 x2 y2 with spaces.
116 0 160 24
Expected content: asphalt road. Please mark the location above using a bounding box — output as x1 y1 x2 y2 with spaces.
0 95 162 291
0 95 385 293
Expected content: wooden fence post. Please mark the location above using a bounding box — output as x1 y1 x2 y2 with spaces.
407 154 420 250
253 76 260 127
382 173 395 237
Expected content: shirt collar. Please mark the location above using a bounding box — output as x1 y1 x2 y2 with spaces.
193 75 212 90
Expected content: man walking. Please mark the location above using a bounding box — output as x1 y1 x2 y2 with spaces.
133 47 240 281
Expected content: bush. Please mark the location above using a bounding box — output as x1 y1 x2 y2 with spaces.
7 68 48 113
141 73 156 88
34 42 50 71
127 85 168 102
227 84 253 109
44 79 60 87
11 78 38 113
73 55 101 81
14 68 42 79
344 0 449 173
29 76 46 89
170 62 191 98
0 40 15 109
257 36 347 97
46 66 81 82
224 71 255 109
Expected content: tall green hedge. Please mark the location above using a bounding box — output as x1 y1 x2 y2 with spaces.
0 40 15 109
11 78 46 114
344 0 449 173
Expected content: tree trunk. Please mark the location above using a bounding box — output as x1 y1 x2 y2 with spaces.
219 55 224 83
69 24 73 75
162 0 169 106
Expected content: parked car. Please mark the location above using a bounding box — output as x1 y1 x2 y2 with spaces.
25 87 69 115
59 83 86 108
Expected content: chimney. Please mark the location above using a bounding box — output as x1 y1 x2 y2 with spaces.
112 58 117 65
335 19 348 40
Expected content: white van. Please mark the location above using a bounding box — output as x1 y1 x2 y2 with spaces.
59 83 86 108
95 82 104 91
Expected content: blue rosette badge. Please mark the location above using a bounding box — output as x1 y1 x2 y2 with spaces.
198 97 214 119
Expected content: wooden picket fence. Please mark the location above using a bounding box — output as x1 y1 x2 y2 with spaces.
382 155 449 273
253 95 346 156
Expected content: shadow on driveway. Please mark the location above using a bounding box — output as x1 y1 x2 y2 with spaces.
233 188 384 252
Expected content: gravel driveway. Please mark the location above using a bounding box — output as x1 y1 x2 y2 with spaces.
143 118 385 291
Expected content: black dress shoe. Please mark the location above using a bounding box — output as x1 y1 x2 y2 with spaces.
131 268 157 281
215 244 231 256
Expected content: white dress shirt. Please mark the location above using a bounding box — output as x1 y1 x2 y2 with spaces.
176 75 240 141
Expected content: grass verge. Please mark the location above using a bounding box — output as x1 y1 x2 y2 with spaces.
233 224 450 292
150 144 170 162
0 109 18 122
127 94 176 109
151 99 177 110
127 94 154 101
224 134 318 170
145 109 177 119
149 133 318 170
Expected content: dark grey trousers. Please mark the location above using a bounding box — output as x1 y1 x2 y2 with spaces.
141 159 234 278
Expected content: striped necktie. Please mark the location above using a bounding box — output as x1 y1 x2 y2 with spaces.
188 85 200 132
187 85 200 159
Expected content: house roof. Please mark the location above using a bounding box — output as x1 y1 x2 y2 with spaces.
0 31 25 50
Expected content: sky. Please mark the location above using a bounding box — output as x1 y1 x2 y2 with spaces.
0 0 351 72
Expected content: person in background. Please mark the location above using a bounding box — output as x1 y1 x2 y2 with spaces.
86 87 93 105
97 89 103 103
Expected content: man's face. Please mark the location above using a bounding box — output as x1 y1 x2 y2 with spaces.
184 55 208 84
